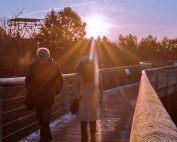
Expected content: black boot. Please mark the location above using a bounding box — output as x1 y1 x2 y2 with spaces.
81 134 88 142
91 133 96 142
81 121 88 142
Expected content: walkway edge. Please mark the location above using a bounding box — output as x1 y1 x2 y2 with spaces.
104 83 139 95
130 73 177 142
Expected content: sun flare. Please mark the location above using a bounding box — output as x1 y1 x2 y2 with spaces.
84 16 110 38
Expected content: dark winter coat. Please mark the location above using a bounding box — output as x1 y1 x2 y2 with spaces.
25 58 63 109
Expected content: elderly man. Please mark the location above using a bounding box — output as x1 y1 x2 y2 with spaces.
25 48 63 142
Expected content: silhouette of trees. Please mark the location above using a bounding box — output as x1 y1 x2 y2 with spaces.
1 6 177 77
116 34 138 49
113 34 140 65
36 7 86 51
0 27 7 39
0 17 8 39
137 35 160 60
138 35 159 52
160 37 177 60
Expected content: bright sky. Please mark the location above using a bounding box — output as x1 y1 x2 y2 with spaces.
1 0 177 40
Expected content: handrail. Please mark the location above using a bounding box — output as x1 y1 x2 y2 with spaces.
98 64 142 72
144 65 177 92
0 73 76 142
0 77 25 87
0 64 152 141
0 74 76 87
0 64 148 88
130 71 177 142
145 65 177 73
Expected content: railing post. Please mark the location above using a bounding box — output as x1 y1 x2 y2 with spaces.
131 67 135 83
99 71 104 102
166 71 170 95
155 71 158 92
64 79 69 113
176 71 177 92
0 87 3 142
116 70 119 87
166 70 171 113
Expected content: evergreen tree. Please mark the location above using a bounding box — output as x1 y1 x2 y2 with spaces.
36 7 86 50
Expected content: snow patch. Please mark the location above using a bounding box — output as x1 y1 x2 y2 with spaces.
19 113 76 142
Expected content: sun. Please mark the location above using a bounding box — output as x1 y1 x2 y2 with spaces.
84 16 110 38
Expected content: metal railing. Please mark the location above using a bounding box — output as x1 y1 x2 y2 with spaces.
145 65 177 96
0 64 151 142
99 64 151 91
0 74 76 142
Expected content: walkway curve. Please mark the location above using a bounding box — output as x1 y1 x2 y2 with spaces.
20 85 138 142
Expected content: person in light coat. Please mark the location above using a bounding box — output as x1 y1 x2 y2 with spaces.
75 57 100 142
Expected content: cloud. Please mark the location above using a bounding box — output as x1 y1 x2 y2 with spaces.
23 2 94 17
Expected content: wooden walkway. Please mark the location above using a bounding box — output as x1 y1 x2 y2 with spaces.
21 86 138 142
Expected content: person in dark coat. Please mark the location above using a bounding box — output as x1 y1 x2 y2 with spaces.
25 47 63 142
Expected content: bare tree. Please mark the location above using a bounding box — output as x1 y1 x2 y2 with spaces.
0 16 7 30
12 8 24 18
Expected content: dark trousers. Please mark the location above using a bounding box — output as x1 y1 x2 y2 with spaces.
81 121 96 142
36 106 52 142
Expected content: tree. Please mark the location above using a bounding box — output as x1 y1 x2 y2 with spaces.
36 10 62 49
138 35 159 51
114 34 140 64
0 17 8 39
0 26 7 39
36 7 86 51
116 34 138 49
0 16 7 30
58 7 86 44
160 37 177 60
138 35 161 61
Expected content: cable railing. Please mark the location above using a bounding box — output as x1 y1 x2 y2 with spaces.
99 64 151 91
0 64 151 142
0 74 76 142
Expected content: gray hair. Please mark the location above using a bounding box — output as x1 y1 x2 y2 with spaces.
37 48 50 59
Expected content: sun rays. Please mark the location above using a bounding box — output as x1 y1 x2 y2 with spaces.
57 14 139 73
84 16 111 38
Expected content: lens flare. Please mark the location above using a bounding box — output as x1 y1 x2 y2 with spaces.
84 16 110 38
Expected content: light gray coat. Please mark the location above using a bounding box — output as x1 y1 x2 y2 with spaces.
75 75 100 121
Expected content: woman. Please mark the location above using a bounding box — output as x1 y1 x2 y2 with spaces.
75 57 100 142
